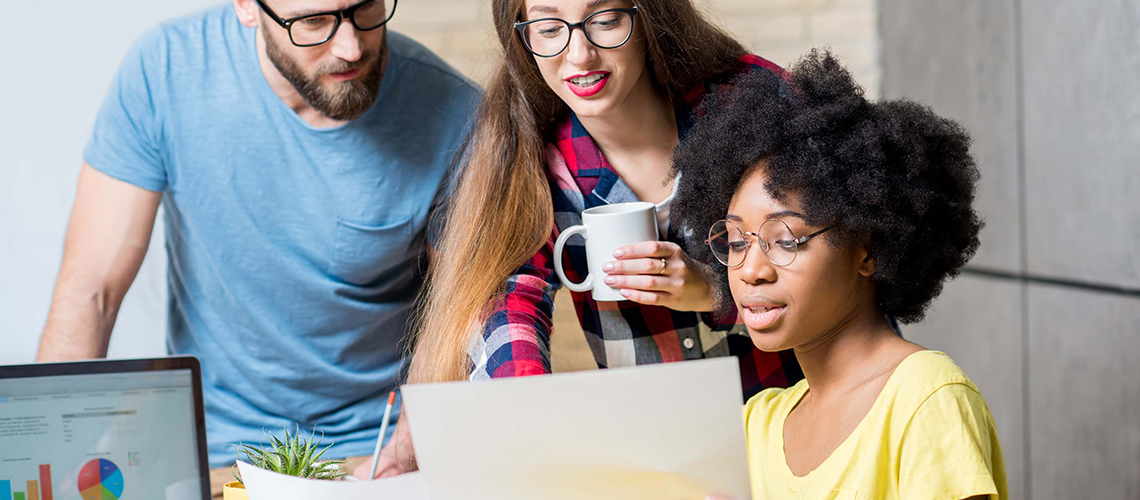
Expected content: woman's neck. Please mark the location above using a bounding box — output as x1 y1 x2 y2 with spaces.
792 302 911 401
575 73 679 201
581 91 675 151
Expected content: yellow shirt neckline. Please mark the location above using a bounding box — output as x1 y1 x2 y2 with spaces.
774 349 944 484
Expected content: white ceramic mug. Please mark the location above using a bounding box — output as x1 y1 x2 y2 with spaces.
554 202 659 301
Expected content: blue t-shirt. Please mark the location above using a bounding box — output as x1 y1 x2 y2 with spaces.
84 5 480 467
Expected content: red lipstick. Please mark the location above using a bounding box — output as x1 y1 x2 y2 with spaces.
565 71 611 97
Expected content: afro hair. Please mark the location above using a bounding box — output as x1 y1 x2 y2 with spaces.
672 49 983 323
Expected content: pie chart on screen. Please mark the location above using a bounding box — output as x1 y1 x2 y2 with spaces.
78 458 125 500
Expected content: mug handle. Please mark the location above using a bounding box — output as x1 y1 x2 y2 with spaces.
553 225 593 292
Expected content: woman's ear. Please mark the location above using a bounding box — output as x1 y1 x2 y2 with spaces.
855 240 876 277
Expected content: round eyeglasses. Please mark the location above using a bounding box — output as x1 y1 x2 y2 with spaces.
514 7 638 58
255 0 397 48
705 219 833 268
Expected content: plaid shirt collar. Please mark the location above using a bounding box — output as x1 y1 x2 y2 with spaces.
548 99 700 184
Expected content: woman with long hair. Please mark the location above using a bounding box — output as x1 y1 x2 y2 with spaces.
378 0 803 474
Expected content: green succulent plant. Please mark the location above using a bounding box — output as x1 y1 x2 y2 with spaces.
231 426 346 484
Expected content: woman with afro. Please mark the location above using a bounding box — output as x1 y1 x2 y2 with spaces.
673 51 1008 499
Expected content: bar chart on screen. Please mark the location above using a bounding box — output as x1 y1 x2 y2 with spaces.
0 463 53 500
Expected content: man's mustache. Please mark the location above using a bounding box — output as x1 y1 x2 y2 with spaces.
317 49 380 76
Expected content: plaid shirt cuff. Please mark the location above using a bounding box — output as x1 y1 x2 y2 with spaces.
470 264 559 380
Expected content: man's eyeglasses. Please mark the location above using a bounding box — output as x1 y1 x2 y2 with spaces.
705 219 833 268
255 0 397 47
514 7 638 58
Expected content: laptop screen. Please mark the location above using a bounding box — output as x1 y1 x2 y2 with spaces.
0 368 204 500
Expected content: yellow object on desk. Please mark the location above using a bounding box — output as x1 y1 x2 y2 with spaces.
222 481 248 500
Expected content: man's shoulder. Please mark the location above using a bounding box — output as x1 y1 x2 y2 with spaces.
121 3 238 66
132 4 239 61
156 3 237 36
387 31 482 97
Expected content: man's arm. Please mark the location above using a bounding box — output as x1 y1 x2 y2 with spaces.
37 163 162 361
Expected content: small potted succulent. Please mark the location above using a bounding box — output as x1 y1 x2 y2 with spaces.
224 426 346 500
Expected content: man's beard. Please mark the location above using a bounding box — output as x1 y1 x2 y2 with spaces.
264 30 386 121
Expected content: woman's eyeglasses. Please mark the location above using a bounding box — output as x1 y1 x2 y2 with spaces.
705 219 833 268
514 7 638 58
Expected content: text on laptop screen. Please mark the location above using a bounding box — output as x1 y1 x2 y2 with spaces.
0 370 201 500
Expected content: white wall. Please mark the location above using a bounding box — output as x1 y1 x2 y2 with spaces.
0 1 229 365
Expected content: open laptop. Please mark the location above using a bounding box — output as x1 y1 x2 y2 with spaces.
0 357 210 500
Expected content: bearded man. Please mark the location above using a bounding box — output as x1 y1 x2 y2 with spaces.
36 0 480 492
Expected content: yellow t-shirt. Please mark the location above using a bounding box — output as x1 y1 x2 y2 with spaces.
743 350 1007 500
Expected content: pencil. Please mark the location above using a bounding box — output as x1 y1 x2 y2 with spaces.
367 391 397 480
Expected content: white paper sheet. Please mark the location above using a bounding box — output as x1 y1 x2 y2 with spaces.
402 357 751 500
236 460 428 500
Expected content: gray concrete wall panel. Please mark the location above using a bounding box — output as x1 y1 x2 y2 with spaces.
1022 0 1140 288
881 0 1021 273
1027 285 1140 500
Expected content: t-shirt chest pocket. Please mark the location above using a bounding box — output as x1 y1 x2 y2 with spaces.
328 216 416 286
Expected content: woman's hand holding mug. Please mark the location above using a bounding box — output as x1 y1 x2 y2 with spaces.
552 201 714 311
602 240 715 312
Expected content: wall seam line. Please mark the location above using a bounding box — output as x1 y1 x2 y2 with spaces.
1013 0 1031 498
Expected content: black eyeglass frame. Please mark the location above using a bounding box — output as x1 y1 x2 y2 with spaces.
255 0 398 48
705 219 835 268
513 6 639 58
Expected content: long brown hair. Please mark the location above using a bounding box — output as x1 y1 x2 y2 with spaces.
407 0 747 383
